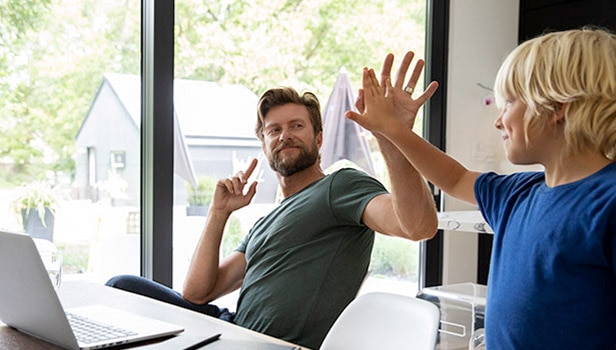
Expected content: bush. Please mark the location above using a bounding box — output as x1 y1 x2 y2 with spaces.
185 176 216 206
222 216 244 257
370 235 419 280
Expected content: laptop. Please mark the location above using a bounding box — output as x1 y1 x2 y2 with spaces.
0 229 185 349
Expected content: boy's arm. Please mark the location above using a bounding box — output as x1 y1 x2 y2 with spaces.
385 125 480 204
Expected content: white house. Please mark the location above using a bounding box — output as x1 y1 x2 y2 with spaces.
74 73 278 206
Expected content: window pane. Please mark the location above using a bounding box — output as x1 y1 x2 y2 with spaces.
0 0 140 283
172 0 427 306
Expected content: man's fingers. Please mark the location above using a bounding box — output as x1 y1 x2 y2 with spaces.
406 58 424 92
415 81 440 105
380 53 394 84
394 51 414 89
242 158 258 181
245 181 258 200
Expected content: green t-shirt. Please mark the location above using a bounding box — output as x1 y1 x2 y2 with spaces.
233 168 388 349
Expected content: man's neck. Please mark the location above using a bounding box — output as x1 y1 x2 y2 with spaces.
277 165 325 198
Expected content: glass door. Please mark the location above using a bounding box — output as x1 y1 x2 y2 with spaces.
170 0 429 307
0 0 141 283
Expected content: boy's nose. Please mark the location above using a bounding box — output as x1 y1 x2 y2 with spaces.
494 115 503 129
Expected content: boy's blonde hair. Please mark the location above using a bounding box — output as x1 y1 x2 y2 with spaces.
494 27 616 160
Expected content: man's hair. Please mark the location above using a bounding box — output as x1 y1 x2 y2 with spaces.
255 87 323 142
494 26 616 160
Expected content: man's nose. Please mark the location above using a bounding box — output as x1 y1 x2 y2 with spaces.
279 127 293 141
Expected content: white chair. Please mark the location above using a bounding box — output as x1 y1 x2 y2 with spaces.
320 292 440 350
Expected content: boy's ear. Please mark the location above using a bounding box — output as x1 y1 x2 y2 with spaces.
550 103 568 125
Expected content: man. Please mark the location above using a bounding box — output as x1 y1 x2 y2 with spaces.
107 65 437 349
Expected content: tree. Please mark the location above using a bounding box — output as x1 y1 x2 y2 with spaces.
174 0 425 102
0 0 424 184
0 0 52 182
0 0 139 183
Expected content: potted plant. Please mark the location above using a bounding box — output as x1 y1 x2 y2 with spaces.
11 181 65 241
185 176 216 216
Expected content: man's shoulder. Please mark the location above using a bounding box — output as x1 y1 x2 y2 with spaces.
328 167 374 179
327 167 386 194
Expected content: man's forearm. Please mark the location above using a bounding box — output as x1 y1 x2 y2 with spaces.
182 209 230 303
377 135 438 240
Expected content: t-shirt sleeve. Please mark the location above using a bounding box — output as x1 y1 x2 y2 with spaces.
236 216 264 254
475 172 503 227
475 171 544 231
328 168 388 226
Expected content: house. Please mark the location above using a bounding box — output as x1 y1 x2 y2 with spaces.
74 73 278 206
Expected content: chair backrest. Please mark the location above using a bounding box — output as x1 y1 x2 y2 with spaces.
320 292 440 350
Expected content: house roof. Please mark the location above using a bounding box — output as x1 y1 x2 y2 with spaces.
102 73 259 139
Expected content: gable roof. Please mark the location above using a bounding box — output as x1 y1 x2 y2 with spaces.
101 73 259 139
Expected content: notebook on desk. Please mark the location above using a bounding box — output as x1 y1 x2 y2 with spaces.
0 229 185 349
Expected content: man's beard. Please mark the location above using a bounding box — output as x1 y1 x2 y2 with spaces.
268 140 319 177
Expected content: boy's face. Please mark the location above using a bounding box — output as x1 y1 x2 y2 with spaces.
261 103 322 176
494 98 542 165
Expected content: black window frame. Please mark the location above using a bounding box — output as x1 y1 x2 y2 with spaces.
141 0 449 288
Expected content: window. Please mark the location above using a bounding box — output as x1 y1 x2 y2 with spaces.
1 0 445 295
0 0 141 282
171 0 431 304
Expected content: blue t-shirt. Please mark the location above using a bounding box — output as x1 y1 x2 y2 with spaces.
475 162 616 349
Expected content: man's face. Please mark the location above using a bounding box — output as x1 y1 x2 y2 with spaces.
261 103 322 176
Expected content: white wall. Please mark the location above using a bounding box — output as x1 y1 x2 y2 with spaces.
441 0 519 285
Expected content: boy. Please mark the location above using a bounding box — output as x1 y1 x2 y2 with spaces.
348 28 616 349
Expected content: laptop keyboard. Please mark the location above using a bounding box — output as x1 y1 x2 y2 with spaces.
66 312 138 345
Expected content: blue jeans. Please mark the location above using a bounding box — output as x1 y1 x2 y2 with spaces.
105 275 235 322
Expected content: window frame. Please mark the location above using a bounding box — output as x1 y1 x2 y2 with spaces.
141 0 449 288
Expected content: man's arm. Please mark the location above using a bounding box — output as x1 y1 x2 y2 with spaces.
354 52 437 241
182 159 259 304
363 136 438 241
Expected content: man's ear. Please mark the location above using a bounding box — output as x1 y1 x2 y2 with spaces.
316 131 323 148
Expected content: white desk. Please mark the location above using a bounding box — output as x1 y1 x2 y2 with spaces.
0 280 304 349
437 210 493 234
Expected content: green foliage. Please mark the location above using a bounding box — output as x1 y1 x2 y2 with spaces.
185 176 216 206
10 181 66 226
173 0 425 102
0 0 139 182
370 234 419 280
222 216 244 257
0 0 425 190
